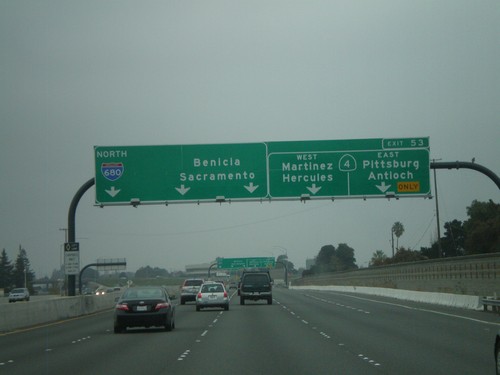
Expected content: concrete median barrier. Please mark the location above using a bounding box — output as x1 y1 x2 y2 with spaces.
0 293 118 333
290 285 483 310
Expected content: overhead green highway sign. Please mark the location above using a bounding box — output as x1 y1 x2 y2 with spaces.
95 143 268 205
94 137 430 205
267 138 430 199
217 257 276 269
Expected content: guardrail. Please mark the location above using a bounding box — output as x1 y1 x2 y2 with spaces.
482 298 500 312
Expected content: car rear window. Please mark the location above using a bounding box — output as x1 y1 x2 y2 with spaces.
243 274 269 284
124 288 164 299
184 280 203 286
202 284 224 293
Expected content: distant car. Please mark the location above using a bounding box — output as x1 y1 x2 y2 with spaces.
8 288 30 302
180 278 204 304
495 330 500 375
113 286 175 333
196 282 229 311
95 288 107 296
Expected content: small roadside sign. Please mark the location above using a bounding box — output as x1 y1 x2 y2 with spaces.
64 242 80 275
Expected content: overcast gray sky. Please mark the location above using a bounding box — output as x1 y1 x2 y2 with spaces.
1 1 499 278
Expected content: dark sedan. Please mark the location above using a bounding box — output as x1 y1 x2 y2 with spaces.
496 330 500 375
114 286 175 333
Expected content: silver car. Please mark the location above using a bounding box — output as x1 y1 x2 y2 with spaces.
9 287 30 302
180 278 204 304
196 282 229 311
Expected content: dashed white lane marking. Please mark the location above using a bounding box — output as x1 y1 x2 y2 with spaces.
306 294 371 314
359 354 381 366
178 311 226 362
71 335 91 344
277 297 381 368
177 350 191 361
2 335 91 366
319 332 331 339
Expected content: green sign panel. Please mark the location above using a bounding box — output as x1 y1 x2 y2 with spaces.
95 143 268 205
267 138 430 198
94 137 430 205
217 257 276 269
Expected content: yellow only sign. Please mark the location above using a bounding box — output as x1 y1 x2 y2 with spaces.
397 181 420 193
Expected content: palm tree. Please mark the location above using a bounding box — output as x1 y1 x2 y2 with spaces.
391 222 405 256
370 250 388 267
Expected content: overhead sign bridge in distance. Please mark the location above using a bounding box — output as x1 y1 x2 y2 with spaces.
94 137 430 206
217 257 276 269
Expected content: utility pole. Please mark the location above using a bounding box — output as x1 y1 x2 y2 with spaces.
391 229 395 257
432 159 443 258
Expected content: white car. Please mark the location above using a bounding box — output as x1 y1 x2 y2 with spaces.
196 282 229 311
9 288 30 302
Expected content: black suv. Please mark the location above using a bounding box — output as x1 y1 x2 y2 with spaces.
239 271 273 305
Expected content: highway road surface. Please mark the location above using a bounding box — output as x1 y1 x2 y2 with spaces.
1 287 498 374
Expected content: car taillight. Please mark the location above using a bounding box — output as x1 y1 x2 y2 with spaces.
197 292 202 299
155 302 170 311
115 303 129 311
224 291 228 298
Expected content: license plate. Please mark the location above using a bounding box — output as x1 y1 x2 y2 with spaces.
209 295 217 300
136 305 148 311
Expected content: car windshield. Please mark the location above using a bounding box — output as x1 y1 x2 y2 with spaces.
11 289 25 293
185 280 203 287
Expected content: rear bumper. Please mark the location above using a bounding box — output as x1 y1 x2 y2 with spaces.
180 293 197 302
9 297 28 302
115 311 170 328
196 297 229 308
240 291 272 300
196 301 229 309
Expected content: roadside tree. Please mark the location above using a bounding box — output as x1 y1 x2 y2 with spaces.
370 250 388 267
392 221 405 253
464 200 500 254
335 243 357 271
12 245 35 289
0 249 14 288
